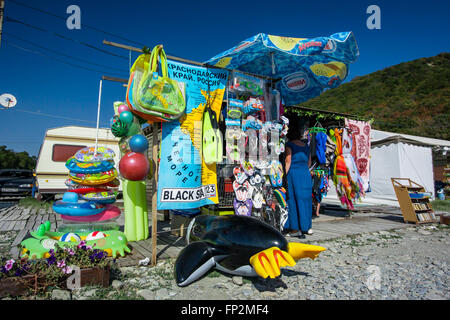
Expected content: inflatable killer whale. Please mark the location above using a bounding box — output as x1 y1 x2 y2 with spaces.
174 215 326 287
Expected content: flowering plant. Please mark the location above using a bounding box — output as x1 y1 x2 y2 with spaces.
1 242 109 294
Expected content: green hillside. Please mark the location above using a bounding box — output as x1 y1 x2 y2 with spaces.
298 53 450 140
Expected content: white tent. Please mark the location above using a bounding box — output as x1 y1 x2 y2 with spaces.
369 135 434 201
368 130 450 201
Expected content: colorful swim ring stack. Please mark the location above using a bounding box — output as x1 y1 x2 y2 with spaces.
111 101 150 242
52 146 122 230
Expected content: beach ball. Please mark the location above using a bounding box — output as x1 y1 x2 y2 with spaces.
86 231 107 241
60 233 81 243
119 111 134 125
119 152 150 181
118 104 130 114
129 134 149 153
111 119 129 137
119 137 131 155
110 115 119 127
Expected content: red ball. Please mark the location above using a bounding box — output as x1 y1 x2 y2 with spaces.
119 152 150 181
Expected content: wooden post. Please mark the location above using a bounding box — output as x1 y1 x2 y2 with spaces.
151 123 159 266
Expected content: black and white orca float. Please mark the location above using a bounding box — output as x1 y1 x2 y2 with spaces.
174 215 326 287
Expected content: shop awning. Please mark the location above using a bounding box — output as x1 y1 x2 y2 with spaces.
205 32 359 105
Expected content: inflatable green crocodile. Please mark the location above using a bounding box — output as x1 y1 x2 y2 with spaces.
20 221 131 259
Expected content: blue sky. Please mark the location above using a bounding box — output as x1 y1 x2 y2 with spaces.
0 0 449 156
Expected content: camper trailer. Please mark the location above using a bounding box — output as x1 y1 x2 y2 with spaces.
35 126 121 199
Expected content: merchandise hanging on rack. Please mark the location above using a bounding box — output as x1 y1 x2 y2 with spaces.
345 118 371 192
285 108 370 212
331 126 365 210
215 71 290 231
156 57 229 210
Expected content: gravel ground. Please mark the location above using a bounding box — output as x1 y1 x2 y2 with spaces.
1 224 449 300
0 231 18 259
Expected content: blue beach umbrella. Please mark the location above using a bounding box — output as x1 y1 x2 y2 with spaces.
204 32 359 105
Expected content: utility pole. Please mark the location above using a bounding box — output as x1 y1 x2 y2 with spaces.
0 0 5 48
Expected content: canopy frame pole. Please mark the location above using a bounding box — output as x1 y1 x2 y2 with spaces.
102 39 280 82
94 79 102 157
270 52 276 75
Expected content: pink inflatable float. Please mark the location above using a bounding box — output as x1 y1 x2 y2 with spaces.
61 204 121 222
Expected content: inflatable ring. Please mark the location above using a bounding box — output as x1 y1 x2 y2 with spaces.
53 200 105 216
79 190 117 201
61 204 121 223
69 168 118 186
67 186 109 194
65 178 120 191
65 157 115 174
74 146 115 163
80 190 117 204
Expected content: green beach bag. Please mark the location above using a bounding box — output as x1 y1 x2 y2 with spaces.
136 45 186 116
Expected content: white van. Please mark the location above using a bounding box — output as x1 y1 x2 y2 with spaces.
35 126 121 198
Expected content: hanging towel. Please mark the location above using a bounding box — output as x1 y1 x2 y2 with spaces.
345 119 371 192
315 131 327 165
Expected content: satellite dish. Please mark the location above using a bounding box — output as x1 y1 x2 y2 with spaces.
0 94 17 109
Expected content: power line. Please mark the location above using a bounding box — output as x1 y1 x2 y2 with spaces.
4 32 129 73
4 39 127 76
5 16 129 60
8 108 110 126
7 0 146 47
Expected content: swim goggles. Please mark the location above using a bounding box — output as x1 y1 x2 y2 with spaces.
242 118 263 131
228 99 243 119
243 98 264 115
226 127 245 140
227 106 243 119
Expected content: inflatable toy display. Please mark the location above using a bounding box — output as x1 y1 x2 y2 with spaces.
65 178 120 190
65 157 114 174
119 152 150 181
79 190 117 201
53 200 105 216
74 146 115 163
119 110 134 125
20 221 130 259
51 144 125 239
61 204 121 222
52 192 105 216
129 134 149 153
69 168 118 185
111 118 129 138
112 100 150 242
60 232 81 243
117 103 130 114
174 215 326 286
